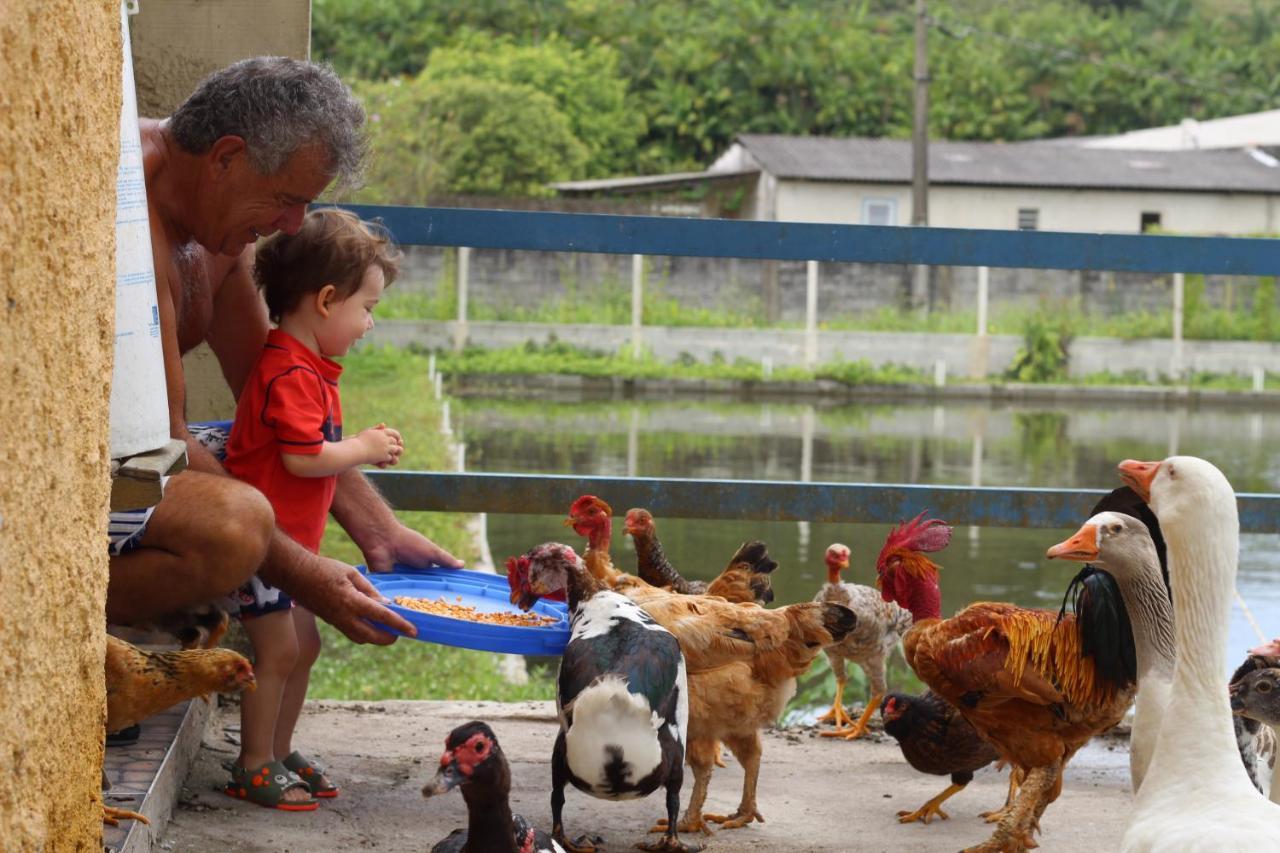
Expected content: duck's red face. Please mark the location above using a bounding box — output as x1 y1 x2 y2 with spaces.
506 553 566 607
422 723 499 797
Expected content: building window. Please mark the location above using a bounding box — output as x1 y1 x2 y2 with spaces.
1017 208 1039 231
1141 211 1162 233
862 198 897 226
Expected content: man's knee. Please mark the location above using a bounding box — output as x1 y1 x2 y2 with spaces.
207 479 274 585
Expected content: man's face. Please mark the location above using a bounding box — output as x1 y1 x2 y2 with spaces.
205 140 335 257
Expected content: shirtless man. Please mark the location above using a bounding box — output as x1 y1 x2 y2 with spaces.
106 57 459 644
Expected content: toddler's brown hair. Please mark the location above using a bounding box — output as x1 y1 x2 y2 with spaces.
254 208 401 323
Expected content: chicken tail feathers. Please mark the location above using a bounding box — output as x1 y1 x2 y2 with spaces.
1057 565 1137 692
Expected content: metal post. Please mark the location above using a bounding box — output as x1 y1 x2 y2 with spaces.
631 254 644 359
455 246 470 352
627 406 640 477
912 0 929 227
1171 272 1184 380
805 260 819 368
976 266 989 336
911 0 930 311
798 406 815 564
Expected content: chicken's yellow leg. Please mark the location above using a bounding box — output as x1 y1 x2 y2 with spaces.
897 782 966 824
103 806 150 827
822 691 882 740
816 679 857 731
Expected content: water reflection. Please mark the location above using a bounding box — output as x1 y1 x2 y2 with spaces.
455 393 1280 686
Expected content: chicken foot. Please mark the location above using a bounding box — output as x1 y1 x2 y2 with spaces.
650 738 717 836
980 765 1024 823
703 732 765 830
822 691 883 740
102 806 150 827
815 678 857 730
962 760 1060 853
897 781 966 824
637 760 705 853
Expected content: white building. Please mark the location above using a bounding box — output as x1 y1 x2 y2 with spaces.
554 134 1280 236
1082 109 1280 151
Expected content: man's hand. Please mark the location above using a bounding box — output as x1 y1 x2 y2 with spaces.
300 554 418 644
363 523 463 574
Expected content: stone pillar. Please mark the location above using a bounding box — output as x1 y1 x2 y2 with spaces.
0 2 121 847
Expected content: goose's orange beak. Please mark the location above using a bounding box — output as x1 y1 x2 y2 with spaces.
1118 459 1161 502
1046 524 1098 562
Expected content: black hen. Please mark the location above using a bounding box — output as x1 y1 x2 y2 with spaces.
880 690 1001 824
423 721 564 853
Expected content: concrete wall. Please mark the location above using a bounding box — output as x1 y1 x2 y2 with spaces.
0 2 121 848
396 245 1268 322
368 320 1280 382
775 179 1279 235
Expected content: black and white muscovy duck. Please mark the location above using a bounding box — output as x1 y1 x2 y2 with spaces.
422 720 566 853
512 541 701 853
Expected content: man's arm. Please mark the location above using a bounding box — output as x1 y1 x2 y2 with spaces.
206 247 269 400
329 468 463 573
152 224 225 476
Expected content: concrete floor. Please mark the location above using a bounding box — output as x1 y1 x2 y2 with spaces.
161 699 1133 853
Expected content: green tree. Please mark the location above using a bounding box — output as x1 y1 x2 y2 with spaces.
421 33 644 177
357 75 588 200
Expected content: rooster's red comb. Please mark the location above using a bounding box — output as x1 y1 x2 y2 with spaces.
569 494 612 517
878 511 952 561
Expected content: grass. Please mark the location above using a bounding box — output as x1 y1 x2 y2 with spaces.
426 339 1280 391
306 345 555 702
432 337 929 384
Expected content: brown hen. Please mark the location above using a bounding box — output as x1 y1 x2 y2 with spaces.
102 634 256 825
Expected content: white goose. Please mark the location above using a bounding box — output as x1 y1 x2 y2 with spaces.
1117 456 1280 852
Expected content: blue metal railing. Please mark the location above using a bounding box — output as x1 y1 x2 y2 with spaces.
343 204 1280 532
341 204 1280 275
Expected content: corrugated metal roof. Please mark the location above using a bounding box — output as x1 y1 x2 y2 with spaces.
736 134 1280 193
551 169 757 194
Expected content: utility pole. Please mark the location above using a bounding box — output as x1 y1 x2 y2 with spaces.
911 0 930 310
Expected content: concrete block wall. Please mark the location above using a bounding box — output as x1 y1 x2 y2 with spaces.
396 246 1272 323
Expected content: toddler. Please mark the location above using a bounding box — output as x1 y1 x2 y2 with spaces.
222 208 404 810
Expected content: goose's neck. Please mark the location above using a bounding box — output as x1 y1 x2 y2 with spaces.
1166 518 1238 706
1115 567 1176 682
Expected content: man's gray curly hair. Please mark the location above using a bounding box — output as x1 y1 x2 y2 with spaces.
168 57 366 190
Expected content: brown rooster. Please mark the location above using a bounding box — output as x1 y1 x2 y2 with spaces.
876 512 1135 852
102 634 256 825
624 508 777 605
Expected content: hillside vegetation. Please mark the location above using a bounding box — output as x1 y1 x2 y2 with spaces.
313 0 1280 200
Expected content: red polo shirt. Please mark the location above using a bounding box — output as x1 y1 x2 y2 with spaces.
225 329 343 554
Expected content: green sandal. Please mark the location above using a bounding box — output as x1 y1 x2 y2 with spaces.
283 751 340 799
224 761 318 811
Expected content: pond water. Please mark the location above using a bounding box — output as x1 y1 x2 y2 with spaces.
453 390 1280 711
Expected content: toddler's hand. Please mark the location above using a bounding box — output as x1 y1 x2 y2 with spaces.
356 423 403 467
